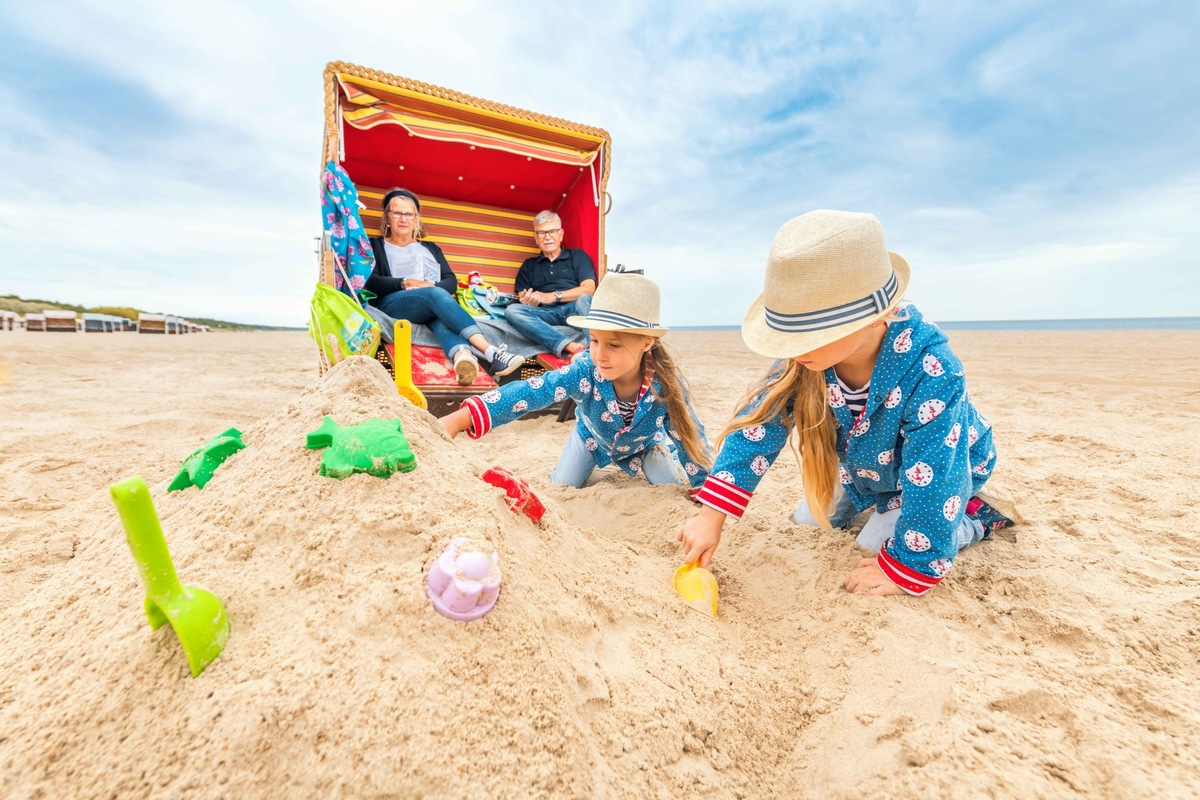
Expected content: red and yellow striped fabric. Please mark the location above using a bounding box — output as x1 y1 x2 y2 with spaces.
338 75 601 168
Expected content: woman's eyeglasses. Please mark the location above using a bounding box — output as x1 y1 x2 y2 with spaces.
389 211 417 221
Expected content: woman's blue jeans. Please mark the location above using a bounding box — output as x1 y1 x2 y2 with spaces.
376 287 482 359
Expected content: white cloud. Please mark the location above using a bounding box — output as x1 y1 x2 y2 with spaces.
0 0 1197 329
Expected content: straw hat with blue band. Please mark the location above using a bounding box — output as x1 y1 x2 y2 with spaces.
567 272 668 337
741 210 910 358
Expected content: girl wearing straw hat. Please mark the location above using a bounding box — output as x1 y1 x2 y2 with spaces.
440 273 712 491
678 211 1014 596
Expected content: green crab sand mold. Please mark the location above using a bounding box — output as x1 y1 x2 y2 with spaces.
305 416 417 479
168 428 246 491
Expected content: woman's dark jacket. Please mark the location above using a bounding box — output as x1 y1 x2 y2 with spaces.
366 236 458 299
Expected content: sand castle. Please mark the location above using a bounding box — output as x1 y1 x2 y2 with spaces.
0 356 785 798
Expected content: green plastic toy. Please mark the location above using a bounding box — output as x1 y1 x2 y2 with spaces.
305 416 417 479
109 476 230 678
168 427 246 491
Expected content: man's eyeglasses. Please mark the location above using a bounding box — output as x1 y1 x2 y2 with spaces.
389 211 417 221
535 228 561 239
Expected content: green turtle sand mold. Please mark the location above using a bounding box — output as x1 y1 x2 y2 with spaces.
305 416 417 479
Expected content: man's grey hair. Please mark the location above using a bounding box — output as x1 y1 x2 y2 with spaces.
533 210 561 228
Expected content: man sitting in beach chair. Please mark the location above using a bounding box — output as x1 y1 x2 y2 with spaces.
500 211 595 361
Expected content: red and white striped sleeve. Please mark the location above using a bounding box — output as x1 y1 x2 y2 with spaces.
695 474 754 518
461 396 493 439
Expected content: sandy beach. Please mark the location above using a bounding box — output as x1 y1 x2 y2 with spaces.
1 328 1198 799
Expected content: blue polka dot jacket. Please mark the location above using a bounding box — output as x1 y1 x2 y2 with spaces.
461 353 711 488
696 305 997 594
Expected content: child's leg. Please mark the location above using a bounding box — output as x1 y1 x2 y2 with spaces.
855 507 900 552
855 507 987 553
641 443 684 485
793 491 859 528
549 430 597 488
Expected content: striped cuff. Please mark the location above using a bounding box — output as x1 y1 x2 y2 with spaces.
696 475 753 518
876 548 943 596
461 397 493 439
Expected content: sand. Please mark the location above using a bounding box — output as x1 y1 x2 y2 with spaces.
1 329 1198 799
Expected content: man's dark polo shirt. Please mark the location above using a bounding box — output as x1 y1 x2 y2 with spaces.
514 248 596 295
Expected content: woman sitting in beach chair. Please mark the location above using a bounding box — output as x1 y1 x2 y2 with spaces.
368 188 526 385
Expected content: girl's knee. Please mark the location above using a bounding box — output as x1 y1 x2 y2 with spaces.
642 448 684 485
792 499 821 526
855 507 899 553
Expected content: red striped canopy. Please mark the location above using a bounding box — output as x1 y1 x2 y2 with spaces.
329 69 612 272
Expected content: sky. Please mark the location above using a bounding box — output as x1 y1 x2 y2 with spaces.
1 0 1197 327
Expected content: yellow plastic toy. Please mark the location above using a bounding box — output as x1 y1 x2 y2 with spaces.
392 319 428 410
673 563 719 618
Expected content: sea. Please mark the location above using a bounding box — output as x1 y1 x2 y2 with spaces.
677 317 1200 332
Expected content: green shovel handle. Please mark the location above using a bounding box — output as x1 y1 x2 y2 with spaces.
110 476 185 603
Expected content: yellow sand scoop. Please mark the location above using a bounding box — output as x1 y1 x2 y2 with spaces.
673 563 719 618
392 320 428 410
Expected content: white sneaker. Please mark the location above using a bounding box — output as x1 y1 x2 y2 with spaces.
453 351 479 386
490 344 525 377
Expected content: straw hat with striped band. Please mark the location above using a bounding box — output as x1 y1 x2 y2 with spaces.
567 272 668 337
742 210 910 358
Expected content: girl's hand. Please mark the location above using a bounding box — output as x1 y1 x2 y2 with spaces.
439 408 472 438
844 558 906 596
677 505 726 568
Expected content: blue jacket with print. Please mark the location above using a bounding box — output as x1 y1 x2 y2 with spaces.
461 353 711 488
695 305 996 594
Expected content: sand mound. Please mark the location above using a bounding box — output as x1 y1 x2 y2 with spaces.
0 357 803 798
4 334 1200 799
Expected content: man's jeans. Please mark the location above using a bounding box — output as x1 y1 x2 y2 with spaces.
504 293 592 356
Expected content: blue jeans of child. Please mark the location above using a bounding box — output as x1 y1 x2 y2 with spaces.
376 287 482 360
504 293 592 356
549 429 684 488
793 492 987 553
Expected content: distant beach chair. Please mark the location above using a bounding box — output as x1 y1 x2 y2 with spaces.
43 310 78 333
25 313 45 332
315 62 613 416
138 313 167 334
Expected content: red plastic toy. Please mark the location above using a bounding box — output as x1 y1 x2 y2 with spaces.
480 466 545 524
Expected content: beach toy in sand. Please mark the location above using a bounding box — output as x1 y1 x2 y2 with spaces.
109 476 230 677
392 320 428 410
480 466 545 523
673 563 719 618
168 427 246 491
426 537 502 621
305 416 417 479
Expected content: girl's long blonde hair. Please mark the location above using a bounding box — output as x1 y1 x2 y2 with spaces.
644 339 712 470
717 361 839 527
716 308 909 528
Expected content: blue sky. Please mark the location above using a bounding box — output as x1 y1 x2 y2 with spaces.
0 1 1197 326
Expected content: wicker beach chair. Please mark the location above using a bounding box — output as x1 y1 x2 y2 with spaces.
138 313 167 334
43 310 78 333
316 62 612 416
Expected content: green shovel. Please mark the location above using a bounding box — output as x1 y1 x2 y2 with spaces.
110 476 230 677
